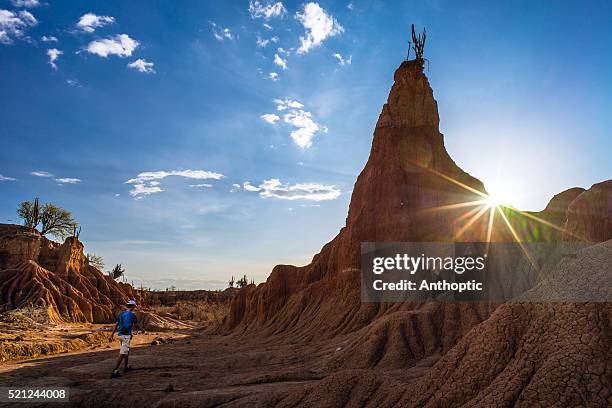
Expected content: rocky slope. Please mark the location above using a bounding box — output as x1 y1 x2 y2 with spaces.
221 58 611 406
0 224 140 323
224 61 496 347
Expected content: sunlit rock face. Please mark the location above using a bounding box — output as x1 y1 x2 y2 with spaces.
0 223 141 323
223 60 496 355
564 180 612 242
220 58 612 406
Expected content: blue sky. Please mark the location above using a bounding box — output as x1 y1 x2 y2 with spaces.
1 0 611 289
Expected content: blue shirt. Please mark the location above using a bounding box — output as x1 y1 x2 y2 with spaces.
117 310 138 336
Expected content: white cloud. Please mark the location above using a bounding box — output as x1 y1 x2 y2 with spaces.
243 181 261 192
77 13 115 33
30 171 53 177
333 52 351 66
263 23 273 30
261 113 280 124
126 169 224 198
85 34 139 57
41 35 58 43
248 1 286 20
210 22 233 41
66 79 81 87
128 58 155 73
264 99 325 148
130 183 163 198
0 9 38 45
244 179 340 201
0 174 16 181
283 109 325 148
55 177 81 184
189 183 212 188
230 183 241 192
273 53 287 69
11 0 40 7
347 2 354 11
295 2 343 54
47 48 62 69
256 35 278 48
268 72 279 81
273 98 303 110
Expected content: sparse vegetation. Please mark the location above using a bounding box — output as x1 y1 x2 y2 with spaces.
109 264 125 280
228 276 235 288
17 198 78 240
87 253 105 270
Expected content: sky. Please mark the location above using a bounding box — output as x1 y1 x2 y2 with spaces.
1 0 611 290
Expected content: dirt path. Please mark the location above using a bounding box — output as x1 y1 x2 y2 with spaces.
0 330 439 407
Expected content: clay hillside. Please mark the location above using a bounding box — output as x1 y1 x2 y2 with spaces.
0 224 141 323
220 59 612 406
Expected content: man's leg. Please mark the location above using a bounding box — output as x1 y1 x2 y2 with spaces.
124 353 129 371
113 354 124 372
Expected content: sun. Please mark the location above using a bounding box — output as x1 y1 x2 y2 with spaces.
483 181 516 209
484 193 503 208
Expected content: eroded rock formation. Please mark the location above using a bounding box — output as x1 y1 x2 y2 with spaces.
221 58 612 406
0 224 140 323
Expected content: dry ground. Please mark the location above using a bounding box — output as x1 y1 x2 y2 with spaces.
0 329 439 408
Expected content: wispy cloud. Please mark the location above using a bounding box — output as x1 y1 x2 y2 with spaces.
256 35 278 48
128 58 155 73
0 174 16 181
274 99 303 110
126 169 224 198
248 1 286 20
268 72 279 81
260 113 280 124
55 177 81 184
273 53 287 69
295 2 343 54
243 179 340 201
77 13 115 33
41 35 58 43
210 21 233 41
262 99 326 148
11 0 40 7
47 48 62 69
189 183 212 188
333 52 351 66
30 170 53 177
85 34 139 58
0 9 37 45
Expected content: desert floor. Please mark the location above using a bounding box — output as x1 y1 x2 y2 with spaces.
0 328 439 407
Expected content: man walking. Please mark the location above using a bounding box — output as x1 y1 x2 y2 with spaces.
109 300 145 378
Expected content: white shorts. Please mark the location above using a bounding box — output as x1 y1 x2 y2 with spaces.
119 335 132 355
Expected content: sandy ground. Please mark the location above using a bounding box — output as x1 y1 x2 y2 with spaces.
0 329 439 407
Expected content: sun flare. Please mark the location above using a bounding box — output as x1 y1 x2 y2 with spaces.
483 180 518 209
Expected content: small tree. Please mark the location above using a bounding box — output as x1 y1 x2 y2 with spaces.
39 203 77 239
17 198 40 228
17 198 77 240
109 264 125 280
228 276 235 288
88 253 105 270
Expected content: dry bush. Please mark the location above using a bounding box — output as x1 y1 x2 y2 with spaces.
152 301 228 324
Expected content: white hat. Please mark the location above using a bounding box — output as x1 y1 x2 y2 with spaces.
127 300 137 306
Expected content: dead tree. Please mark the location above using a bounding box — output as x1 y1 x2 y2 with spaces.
410 24 426 61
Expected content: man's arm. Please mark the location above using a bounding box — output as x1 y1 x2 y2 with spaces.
109 322 118 342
